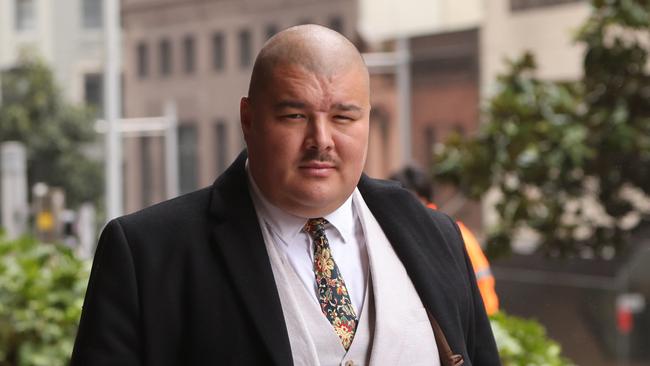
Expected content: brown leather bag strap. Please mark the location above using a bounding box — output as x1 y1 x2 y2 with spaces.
427 310 465 366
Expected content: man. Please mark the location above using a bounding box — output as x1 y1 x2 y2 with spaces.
71 25 500 365
389 166 500 316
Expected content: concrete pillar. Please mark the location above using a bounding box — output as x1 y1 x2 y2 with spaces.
1 141 28 239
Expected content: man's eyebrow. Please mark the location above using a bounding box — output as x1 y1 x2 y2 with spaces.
333 103 362 112
274 100 306 110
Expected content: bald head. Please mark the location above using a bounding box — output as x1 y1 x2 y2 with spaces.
247 24 368 101
240 24 371 218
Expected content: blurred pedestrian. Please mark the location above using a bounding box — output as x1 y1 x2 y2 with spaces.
390 166 500 316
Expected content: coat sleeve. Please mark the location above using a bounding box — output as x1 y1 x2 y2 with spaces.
451 219 501 365
70 219 142 366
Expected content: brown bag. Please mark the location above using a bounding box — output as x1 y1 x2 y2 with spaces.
427 311 464 366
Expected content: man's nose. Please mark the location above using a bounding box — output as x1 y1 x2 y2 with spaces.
304 114 333 150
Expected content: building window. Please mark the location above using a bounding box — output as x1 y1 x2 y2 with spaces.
15 0 35 31
137 42 148 78
453 123 466 136
215 120 229 174
265 24 278 40
424 126 436 168
510 0 583 11
84 73 103 114
238 29 252 68
328 16 343 33
82 0 103 29
212 32 225 71
159 38 172 76
140 136 153 207
178 124 198 194
183 35 195 74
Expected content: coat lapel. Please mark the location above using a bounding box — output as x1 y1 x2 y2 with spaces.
358 175 468 360
209 152 292 366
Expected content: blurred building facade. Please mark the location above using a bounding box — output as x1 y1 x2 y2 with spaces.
481 0 590 95
361 0 483 230
0 0 105 110
364 29 483 231
121 0 357 213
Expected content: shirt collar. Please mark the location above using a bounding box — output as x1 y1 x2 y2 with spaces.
245 159 356 246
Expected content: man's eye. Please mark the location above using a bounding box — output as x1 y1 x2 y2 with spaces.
334 115 354 121
282 114 305 120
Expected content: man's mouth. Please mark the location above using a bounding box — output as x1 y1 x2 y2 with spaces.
299 161 336 177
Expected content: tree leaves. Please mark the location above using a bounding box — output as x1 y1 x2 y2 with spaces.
0 56 102 208
490 312 574 366
433 1 650 259
0 233 89 366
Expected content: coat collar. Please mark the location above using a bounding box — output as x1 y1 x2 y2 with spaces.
209 151 293 366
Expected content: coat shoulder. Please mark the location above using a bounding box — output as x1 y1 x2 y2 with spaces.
117 186 213 229
106 186 215 257
359 175 460 233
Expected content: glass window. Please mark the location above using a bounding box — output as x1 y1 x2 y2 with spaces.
510 0 583 11
238 29 252 68
178 124 198 194
159 38 172 76
140 136 153 207
84 73 103 114
183 35 195 74
265 24 278 40
137 42 148 78
15 0 35 31
329 16 343 33
82 0 103 29
212 32 225 71
215 120 229 174
424 126 436 168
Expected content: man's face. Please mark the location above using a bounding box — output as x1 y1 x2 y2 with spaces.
241 64 370 217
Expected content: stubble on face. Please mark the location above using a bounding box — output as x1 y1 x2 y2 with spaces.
242 25 370 217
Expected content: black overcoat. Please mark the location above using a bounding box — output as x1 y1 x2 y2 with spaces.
70 152 500 366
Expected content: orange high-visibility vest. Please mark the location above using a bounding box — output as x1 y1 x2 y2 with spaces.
427 203 499 315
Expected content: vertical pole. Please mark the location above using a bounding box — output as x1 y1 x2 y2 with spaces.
0 70 3 106
396 37 412 166
104 0 122 220
1 142 28 239
164 101 179 199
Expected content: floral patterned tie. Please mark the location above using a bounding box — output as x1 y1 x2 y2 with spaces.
304 218 358 350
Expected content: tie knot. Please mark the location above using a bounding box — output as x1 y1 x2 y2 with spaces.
304 218 328 238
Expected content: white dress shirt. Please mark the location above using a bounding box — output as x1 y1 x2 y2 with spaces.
246 164 369 315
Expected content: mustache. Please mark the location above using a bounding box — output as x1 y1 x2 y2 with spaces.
300 150 336 163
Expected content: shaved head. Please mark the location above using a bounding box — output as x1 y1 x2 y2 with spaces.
247 24 368 101
241 24 370 217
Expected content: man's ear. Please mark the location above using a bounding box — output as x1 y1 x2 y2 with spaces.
240 97 253 140
240 96 252 137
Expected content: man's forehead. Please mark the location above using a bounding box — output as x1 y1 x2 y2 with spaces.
266 63 368 91
264 66 368 111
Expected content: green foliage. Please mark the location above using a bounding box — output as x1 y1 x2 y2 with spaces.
0 233 89 366
433 0 650 258
0 55 103 208
490 312 574 366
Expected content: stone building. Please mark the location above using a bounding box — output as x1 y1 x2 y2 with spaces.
121 0 357 213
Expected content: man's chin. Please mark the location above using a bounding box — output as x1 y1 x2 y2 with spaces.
282 194 342 218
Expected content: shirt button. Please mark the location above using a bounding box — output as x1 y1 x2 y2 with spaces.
344 361 355 366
